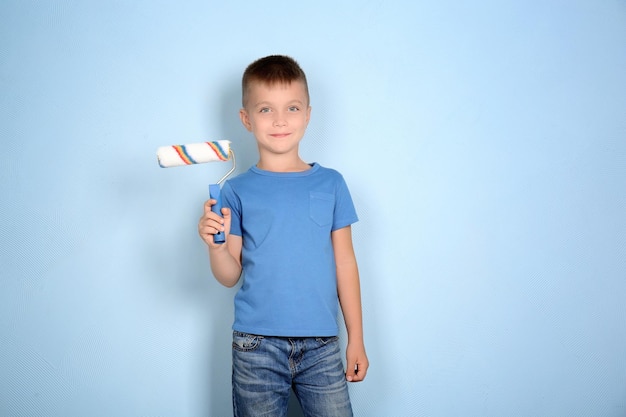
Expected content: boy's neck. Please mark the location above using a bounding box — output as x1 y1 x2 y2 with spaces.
256 154 311 173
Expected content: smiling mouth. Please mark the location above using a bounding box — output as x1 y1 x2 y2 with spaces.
270 133 291 138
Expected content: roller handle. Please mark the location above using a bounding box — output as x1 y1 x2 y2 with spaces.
209 184 226 244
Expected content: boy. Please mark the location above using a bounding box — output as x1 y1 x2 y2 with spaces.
198 55 368 417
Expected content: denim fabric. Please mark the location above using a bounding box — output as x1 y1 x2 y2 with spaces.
232 331 353 417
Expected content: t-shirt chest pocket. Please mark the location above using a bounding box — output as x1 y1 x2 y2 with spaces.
309 191 335 227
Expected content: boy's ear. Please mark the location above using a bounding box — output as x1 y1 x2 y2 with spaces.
239 108 252 132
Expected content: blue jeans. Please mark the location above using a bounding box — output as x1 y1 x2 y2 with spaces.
232 331 353 417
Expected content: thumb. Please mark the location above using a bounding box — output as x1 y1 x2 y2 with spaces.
345 362 357 382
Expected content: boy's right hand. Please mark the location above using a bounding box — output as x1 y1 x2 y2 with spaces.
198 199 231 248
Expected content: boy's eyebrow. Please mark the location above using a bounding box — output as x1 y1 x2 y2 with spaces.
253 99 305 108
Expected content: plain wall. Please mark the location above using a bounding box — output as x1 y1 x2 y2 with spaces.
1 1 625 416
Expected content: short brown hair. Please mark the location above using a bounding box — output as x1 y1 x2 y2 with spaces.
242 55 309 107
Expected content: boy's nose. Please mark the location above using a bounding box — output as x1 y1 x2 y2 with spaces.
273 117 286 127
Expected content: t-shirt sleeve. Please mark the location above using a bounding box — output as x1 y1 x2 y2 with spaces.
332 173 358 231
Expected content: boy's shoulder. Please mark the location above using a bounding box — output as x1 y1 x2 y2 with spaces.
314 163 341 176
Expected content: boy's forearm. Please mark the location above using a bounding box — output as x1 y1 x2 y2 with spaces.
332 226 365 345
208 244 242 287
337 262 365 344
337 258 369 382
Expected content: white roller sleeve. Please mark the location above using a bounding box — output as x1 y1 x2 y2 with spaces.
157 140 231 167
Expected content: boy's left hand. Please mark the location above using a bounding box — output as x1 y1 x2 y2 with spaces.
345 343 369 382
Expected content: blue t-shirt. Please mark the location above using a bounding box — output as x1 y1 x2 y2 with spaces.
221 163 358 337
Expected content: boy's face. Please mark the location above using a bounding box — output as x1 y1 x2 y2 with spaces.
240 80 311 158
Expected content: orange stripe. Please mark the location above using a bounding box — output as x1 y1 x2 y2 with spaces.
207 142 229 161
173 145 193 164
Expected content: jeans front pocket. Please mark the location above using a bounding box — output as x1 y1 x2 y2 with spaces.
309 191 334 227
315 336 339 345
232 331 263 352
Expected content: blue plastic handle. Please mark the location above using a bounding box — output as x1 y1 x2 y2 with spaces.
209 183 225 244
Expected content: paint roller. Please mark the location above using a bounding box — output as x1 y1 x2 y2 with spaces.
156 140 235 244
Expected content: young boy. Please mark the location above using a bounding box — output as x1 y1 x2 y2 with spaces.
198 55 368 417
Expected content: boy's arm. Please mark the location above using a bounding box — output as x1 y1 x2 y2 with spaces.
199 200 243 287
332 225 369 382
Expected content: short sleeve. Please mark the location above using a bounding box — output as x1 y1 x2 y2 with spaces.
331 174 358 231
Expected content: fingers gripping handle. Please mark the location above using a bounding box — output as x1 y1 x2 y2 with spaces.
209 184 226 244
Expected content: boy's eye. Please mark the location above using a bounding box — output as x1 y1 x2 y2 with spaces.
288 106 299 112
259 107 271 113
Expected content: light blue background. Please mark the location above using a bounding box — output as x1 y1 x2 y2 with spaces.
1 1 625 416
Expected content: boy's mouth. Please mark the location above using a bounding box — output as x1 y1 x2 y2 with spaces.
270 133 291 138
